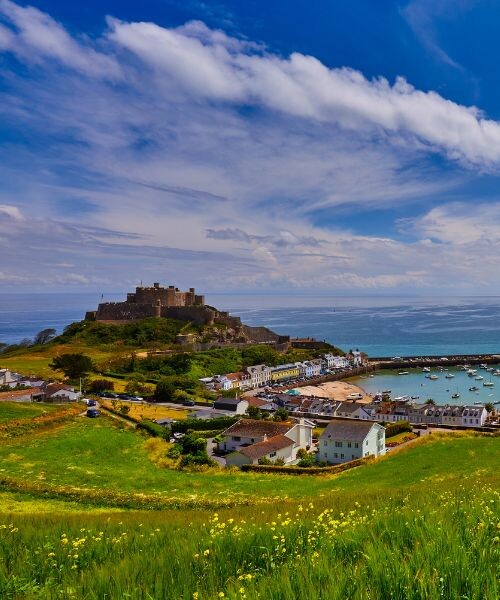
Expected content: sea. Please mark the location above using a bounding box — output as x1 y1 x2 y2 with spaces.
1 293 500 357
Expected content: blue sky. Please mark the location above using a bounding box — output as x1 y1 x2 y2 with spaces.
2 0 500 294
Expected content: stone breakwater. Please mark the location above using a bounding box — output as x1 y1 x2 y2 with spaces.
370 353 500 370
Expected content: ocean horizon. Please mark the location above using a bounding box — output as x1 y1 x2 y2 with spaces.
1 293 500 357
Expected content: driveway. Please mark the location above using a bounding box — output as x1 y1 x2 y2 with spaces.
207 438 226 467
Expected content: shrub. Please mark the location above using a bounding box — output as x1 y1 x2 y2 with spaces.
136 419 170 439
385 420 412 438
88 379 115 392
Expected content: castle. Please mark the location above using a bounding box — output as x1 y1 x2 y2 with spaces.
85 282 290 348
86 282 228 326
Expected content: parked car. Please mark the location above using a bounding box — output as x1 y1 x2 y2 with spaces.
182 400 195 406
86 408 100 418
87 399 97 407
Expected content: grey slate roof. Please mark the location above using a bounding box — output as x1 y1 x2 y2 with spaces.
319 418 381 442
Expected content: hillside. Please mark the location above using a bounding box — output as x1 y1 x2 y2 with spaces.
0 318 339 396
0 409 498 599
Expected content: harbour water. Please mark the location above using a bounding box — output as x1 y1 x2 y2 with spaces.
352 367 500 407
1 293 500 357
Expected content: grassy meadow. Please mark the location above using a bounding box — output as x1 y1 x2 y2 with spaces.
100 399 189 421
0 410 498 598
0 402 68 423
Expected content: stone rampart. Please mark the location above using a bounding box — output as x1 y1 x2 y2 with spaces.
95 302 155 321
162 306 217 326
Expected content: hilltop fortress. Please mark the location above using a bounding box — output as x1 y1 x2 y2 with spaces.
85 282 290 348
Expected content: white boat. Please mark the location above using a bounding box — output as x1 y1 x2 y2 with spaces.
475 375 484 381
483 381 495 387
452 393 460 399
422 367 431 373
474 401 483 405
467 370 477 377
445 373 455 379
398 371 409 375
429 375 439 380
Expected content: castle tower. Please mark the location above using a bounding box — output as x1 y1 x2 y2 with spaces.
154 299 161 318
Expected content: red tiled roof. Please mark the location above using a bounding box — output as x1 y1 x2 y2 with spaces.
246 397 268 408
238 434 295 460
0 388 40 401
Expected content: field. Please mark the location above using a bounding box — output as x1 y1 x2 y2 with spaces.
0 402 68 423
100 400 189 421
0 412 498 598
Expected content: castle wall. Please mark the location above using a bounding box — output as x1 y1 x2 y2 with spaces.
95 302 155 321
162 306 217 326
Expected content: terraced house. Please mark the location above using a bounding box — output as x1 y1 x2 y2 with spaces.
270 363 301 382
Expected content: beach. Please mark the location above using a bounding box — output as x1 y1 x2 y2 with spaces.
289 380 371 403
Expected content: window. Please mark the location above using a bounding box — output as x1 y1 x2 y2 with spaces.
232 436 241 441
347 442 352 448
354 442 359 449
365 440 369 445
323 441 327 447
341 454 344 459
334 453 338 458
269 451 276 458
352 454 355 459
251 438 255 443
335 441 342 448
324 453 327 458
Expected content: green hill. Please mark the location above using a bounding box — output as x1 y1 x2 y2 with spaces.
0 411 498 599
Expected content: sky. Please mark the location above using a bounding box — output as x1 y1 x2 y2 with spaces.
2 0 500 294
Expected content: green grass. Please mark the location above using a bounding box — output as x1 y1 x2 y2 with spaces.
0 417 498 506
0 417 498 598
0 402 68 423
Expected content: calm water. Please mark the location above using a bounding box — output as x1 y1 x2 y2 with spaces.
352 368 500 406
1 293 500 358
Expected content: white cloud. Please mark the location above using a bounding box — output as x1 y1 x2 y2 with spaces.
104 15 500 168
0 0 120 78
0 203 24 221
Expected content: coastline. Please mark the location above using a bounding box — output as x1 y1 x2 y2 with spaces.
287 380 372 403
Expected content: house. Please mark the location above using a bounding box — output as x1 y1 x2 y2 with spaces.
225 435 297 467
212 397 249 414
225 372 244 390
460 405 487 427
220 418 315 466
43 384 81 402
0 387 43 402
349 350 363 367
324 354 349 370
270 363 300 382
0 369 18 386
245 365 272 388
317 419 385 464
335 401 373 420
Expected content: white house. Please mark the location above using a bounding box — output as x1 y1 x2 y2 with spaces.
317 419 385 464
43 384 81 402
0 369 17 386
334 402 373 420
221 418 315 466
349 350 363 367
324 354 350 370
245 365 272 389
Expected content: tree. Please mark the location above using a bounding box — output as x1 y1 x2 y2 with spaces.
89 379 114 392
19 338 33 347
425 398 436 405
484 402 494 414
125 374 146 394
155 378 176 402
50 353 94 379
274 408 289 422
246 406 263 420
33 328 56 345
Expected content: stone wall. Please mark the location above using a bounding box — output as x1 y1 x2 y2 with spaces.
95 302 155 321
162 305 217 326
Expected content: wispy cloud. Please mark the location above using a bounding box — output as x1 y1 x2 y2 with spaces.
0 2 499 293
